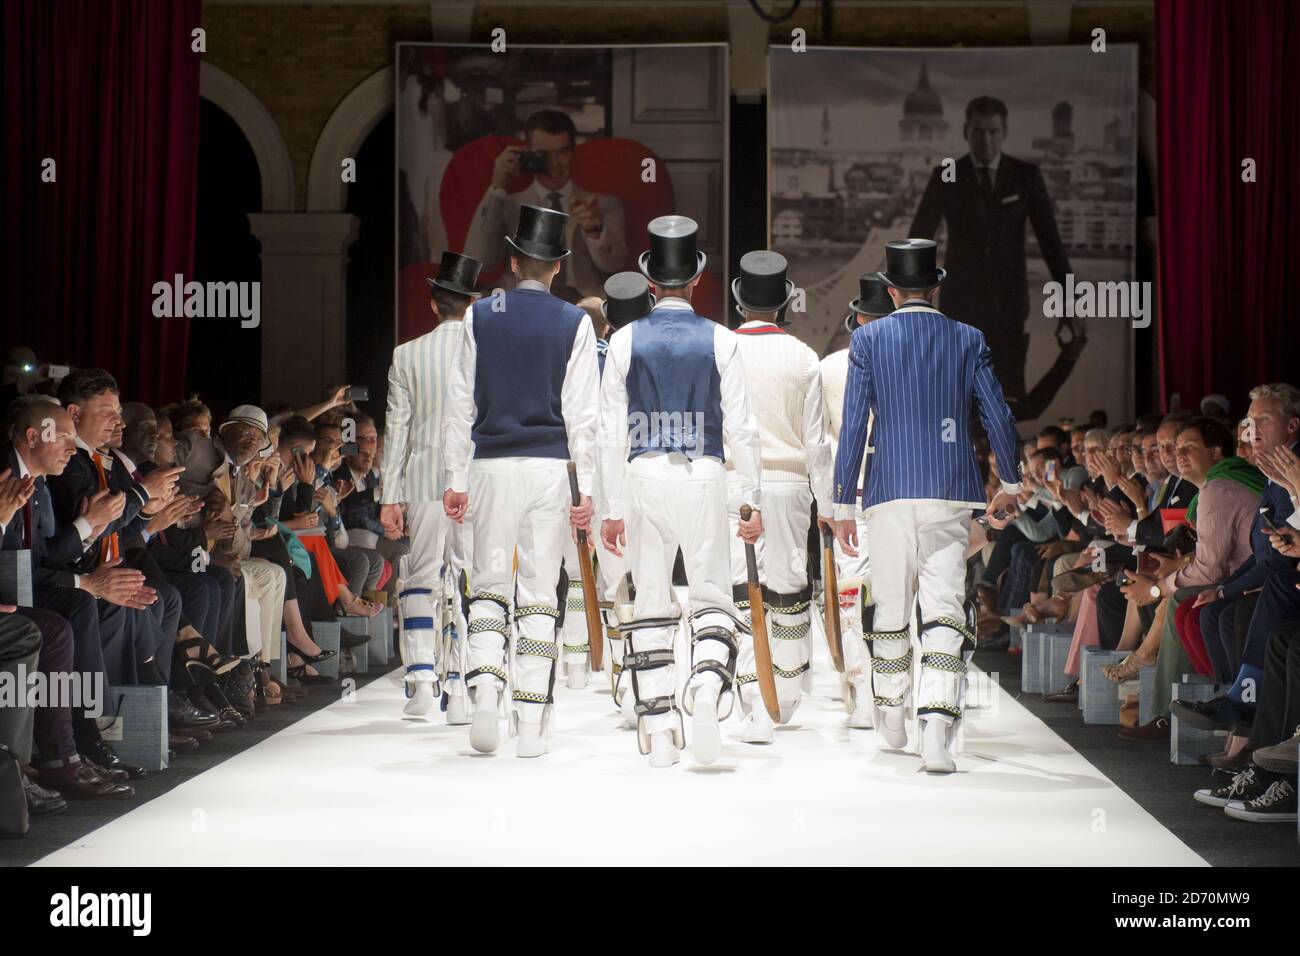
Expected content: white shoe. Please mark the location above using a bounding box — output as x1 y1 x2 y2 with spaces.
741 704 774 744
516 720 548 758
469 685 500 754
620 688 638 730
402 683 436 719
847 682 873 729
444 689 469 726
876 704 908 750
566 662 589 690
777 699 799 725
920 717 956 774
648 730 680 768
691 686 722 765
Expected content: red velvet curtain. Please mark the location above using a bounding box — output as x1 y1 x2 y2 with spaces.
1156 0 1300 410
2 0 201 403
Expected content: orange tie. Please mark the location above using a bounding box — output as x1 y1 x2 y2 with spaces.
90 452 120 564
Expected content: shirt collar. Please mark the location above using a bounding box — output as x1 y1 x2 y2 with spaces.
738 319 779 329
653 297 694 312
13 448 31 479
350 468 368 488
971 152 1001 177
113 448 138 474
74 435 96 456
516 279 549 293
894 299 943 315
531 178 573 206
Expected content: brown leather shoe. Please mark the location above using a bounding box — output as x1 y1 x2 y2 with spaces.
1044 680 1080 703
38 762 135 799
1206 747 1252 771
170 732 200 752
81 757 129 783
172 726 212 742
1119 716 1170 741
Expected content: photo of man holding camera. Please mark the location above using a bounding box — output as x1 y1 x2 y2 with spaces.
463 109 627 303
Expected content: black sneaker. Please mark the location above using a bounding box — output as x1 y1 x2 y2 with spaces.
1193 766 1266 808
1223 779 1298 822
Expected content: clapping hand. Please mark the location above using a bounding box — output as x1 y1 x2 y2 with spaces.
1257 446 1300 498
0 468 35 526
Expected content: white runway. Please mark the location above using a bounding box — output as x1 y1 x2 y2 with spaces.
36 641 1205 866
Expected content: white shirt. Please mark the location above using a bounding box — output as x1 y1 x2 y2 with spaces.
442 278 600 495
598 296 762 520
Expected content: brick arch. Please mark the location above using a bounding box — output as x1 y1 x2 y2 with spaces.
199 62 295 212
306 66 393 212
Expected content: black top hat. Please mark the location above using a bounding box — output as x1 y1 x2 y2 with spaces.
638 215 707 287
875 238 946 292
425 251 483 297
601 272 656 330
504 204 571 262
732 250 795 320
844 275 895 332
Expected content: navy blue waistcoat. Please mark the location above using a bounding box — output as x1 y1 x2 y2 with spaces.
471 288 582 461
625 306 724 462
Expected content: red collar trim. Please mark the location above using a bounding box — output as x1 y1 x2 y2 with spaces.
735 326 787 336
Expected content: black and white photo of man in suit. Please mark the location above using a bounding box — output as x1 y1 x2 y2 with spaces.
910 95 1078 401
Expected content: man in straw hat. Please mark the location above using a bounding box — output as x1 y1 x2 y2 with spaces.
598 215 763 768
442 204 600 758
724 250 832 745
381 251 482 723
832 239 1022 773
821 275 894 731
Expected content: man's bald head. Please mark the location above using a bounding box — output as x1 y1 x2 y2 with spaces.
8 397 77 477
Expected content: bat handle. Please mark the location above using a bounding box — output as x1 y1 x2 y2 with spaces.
739 504 759 582
566 460 581 507
567 461 589 546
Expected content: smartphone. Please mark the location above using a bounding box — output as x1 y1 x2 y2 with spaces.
1258 511 1281 534
519 149 548 174
338 442 359 456
344 385 369 402
1045 460 1058 482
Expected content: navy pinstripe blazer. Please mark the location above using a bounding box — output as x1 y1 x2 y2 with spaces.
833 301 1022 512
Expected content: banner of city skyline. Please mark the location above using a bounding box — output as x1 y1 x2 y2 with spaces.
770 45 1139 430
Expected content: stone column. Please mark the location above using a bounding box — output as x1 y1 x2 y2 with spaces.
248 212 360 408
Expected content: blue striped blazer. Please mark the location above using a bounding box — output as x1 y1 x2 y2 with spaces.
833 301 1022 513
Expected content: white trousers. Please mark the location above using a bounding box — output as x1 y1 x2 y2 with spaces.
834 511 871 692
861 500 972 724
726 477 812 712
241 557 286 663
400 501 467 687
464 458 569 725
624 454 738 737
594 518 631 697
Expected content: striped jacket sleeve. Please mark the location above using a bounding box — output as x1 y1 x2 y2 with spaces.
379 349 411 505
833 329 874 516
972 332 1023 491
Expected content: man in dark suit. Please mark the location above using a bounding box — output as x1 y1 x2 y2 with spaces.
910 96 1074 401
2 398 152 785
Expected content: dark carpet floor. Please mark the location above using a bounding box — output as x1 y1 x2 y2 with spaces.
975 647 1300 867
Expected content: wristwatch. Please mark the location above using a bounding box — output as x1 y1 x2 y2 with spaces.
1149 584 1161 600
